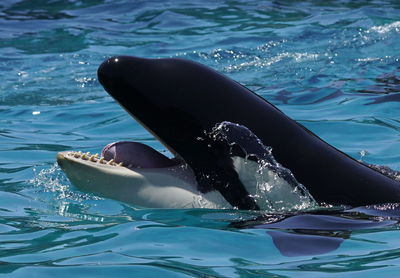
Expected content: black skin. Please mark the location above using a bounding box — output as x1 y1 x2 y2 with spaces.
97 56 400 210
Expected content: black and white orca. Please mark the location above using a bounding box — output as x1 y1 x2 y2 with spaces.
57 56 400 210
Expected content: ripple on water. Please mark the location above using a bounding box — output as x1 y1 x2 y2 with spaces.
1 0 400 277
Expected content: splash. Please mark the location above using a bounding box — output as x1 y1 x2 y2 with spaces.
207 122 317 213
29 163 102 202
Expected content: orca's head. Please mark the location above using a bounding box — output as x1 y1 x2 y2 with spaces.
97 56 232 158
96 56 264 210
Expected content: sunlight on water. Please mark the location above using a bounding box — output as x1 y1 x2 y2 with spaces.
2 0 400 277
370 21 400 34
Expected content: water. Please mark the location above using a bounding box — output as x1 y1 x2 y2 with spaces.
1 0 400 276
206 121 317 212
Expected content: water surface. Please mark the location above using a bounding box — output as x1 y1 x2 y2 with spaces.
1 0 400 277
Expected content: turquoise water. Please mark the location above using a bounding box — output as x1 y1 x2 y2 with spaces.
1 0 400 277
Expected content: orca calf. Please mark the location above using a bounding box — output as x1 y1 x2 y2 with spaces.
57 56 400 210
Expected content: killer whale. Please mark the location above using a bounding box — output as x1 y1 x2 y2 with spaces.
91 55 400 209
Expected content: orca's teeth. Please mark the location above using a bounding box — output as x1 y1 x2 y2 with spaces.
89 155 97 162
68 151 125 167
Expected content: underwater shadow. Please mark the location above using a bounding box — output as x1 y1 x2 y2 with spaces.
233 205 399 257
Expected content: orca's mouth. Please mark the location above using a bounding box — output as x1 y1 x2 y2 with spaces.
57 141 185 171
55 141 220 209
100 141 183 169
